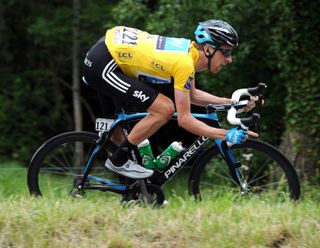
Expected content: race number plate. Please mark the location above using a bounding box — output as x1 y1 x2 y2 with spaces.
95 118 115 132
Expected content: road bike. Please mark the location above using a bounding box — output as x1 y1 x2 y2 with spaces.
27 83 300 205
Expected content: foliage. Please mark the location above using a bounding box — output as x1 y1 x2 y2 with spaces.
0 70 68 161
0 2 72 161
0 0 319 177
266 0 320 177
268 0 320 136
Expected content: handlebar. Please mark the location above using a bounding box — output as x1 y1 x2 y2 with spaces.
229 83 267 103
206 83 267 130
228 82 266 129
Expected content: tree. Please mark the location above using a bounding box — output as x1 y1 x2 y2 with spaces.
267 0 320 180
0 1 71 160
72 0 82 132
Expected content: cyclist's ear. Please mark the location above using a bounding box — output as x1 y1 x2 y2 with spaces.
203 44 212 56
208 46 215 56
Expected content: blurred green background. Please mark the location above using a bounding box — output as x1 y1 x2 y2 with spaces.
0 0 319 182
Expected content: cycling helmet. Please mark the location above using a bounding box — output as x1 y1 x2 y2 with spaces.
194 20 239 48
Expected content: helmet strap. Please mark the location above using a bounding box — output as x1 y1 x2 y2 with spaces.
203 46 217 72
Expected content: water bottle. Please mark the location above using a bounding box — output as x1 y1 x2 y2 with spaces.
155 141 184 169
137 139 156 169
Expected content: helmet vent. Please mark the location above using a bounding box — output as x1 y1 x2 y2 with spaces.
194 19 238 47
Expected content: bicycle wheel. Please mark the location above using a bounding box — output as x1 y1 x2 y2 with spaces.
189 139 300 200
27 131 119 198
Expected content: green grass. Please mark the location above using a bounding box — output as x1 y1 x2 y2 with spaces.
0 161 29 198
1 162 320 248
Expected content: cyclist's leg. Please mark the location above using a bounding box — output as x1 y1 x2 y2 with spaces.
127 93 174 144
97 93 125 145
97 73 174 178
97 91 116 118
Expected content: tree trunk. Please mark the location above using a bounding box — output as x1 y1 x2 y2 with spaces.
280 131 320 181
72 0 83 164
72 0 82 132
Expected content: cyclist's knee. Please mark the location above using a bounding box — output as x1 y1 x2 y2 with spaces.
161 100 175 119
148 94 174 120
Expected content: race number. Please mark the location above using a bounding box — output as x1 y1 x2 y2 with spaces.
122 27 138 45
95 118 115 132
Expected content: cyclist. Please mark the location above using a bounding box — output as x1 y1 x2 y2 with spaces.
82 20 258 179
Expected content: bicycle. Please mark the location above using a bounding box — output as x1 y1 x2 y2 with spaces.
27 83 300 205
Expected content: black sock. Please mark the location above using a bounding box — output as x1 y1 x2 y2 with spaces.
110 138 135 166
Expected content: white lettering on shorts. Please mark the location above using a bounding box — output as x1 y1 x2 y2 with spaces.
133 90 150 103
84 57 92 67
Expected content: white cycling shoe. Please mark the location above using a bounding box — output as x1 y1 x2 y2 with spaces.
105 159 154 179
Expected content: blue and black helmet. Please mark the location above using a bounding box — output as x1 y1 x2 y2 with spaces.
194 20 239 48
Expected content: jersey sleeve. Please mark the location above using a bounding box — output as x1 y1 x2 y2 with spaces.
172 60 195 92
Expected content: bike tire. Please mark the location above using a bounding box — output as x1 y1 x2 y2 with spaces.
27 131 105 197
189 139 300 200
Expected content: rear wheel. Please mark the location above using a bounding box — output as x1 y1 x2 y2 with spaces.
189 139 300 201
27 131 121 199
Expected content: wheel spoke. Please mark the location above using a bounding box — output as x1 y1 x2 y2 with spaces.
248 168 283 185
249 158 270 182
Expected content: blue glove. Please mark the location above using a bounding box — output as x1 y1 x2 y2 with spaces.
226 128 248 146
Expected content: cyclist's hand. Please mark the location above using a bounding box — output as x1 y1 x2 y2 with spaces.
244 96 258 112
226 128 248 146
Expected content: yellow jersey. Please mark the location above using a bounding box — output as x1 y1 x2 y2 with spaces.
105 26 199 92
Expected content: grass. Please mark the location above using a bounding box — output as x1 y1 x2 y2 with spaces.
1 162 320 248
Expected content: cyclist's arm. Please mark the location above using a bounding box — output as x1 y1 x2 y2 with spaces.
190 81 257 112
174 89 227 140
190 81 231 106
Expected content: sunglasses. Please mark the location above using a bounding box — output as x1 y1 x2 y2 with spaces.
217 48 233 57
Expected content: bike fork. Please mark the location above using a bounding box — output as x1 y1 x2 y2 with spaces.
215 139 250 194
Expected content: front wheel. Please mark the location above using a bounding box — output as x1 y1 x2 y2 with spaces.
189 139 300 201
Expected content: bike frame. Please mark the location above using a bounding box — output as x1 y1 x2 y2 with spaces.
79 110 240 192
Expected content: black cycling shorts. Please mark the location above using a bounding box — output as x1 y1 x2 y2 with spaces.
82 37 159 117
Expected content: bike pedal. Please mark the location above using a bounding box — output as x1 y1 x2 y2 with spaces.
70 189 86 199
